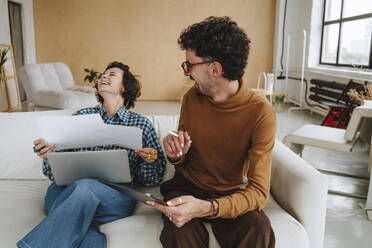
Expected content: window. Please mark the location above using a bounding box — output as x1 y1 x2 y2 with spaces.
320 0 372 69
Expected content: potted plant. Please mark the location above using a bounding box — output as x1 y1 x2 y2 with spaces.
0 47 9 86
273 94 286 113
83 68 101 87
347 83 372 105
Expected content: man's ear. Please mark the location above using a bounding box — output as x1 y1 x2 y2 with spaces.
211 61 223 77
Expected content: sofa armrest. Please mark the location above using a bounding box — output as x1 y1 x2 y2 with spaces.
270 140 328 248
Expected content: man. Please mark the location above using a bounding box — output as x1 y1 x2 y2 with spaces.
149 16 276 248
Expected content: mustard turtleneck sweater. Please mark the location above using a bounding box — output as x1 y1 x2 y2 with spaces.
172 83 276 218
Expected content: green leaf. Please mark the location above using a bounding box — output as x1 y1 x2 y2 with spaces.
0 48 9 67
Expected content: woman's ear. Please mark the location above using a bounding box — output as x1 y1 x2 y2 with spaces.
120 84 125 94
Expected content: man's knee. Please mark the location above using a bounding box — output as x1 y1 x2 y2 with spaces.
245 211 272 233
239 211 275 247
160 216 209 248
213 211 274 248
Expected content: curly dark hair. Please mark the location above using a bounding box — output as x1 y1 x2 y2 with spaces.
178 16 250 81
95 61 141 109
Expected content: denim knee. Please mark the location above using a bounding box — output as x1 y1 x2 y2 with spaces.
69 179 100 199
72 178 100 188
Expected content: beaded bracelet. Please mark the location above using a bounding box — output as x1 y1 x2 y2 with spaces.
207 199 219 217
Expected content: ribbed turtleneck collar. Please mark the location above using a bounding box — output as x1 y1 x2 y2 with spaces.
206 81 253 110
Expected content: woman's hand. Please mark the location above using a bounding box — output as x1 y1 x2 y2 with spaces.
33 138 55 159
135 148 158 163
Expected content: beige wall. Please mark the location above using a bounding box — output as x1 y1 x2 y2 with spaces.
33 0 275 101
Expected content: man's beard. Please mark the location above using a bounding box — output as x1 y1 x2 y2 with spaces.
195 83 204 96
192 79 204 96
190 75 207 96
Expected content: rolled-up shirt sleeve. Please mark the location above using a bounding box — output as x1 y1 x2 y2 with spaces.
131 119 166 186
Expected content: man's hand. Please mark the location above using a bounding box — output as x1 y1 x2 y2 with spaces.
33 138 55 159
163 131 192 161
147 195 211 228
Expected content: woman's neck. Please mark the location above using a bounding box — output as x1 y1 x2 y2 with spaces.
103 96 125 118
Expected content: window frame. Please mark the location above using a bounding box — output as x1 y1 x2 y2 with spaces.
319 0 372 69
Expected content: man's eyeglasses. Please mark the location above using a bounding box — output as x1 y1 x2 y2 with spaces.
181 61 213 74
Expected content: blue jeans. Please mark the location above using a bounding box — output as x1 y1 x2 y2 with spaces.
17 179 136 248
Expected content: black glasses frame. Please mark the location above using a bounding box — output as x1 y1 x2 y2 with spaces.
181 61 213 74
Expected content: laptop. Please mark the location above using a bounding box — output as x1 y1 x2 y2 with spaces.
48 150 166 205
48 150 131 186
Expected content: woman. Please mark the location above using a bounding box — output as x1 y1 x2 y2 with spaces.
17 62 166 248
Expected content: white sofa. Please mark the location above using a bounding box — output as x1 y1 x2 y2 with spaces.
0 110 328 248
18 62 98 110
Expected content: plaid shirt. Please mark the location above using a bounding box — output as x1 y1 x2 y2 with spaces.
42 105 166 186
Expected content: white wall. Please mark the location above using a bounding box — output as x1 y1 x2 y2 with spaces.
0 0 36 64
273 0 313 75
0 0 11 45
0 0 36 102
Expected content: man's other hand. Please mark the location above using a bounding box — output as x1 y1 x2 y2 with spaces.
163 131 192 161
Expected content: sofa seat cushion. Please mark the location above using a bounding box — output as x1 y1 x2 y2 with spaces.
0 180 309 248
283 124 356 153
66 85 97 95
0 180 50 248
31 90 98 109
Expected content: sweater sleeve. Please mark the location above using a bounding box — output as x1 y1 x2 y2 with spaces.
215 108 276 218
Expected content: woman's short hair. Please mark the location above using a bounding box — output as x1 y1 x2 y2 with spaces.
95 61 141 109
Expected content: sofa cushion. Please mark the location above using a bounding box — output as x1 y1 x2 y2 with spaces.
0 110 76 179
66 85 97 95
51 62 75 89
0 180 309 248
38 63 65 92
30 89 98 109
0 180 50 248
144 115 179 182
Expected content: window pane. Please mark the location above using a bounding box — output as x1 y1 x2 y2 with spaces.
321 24 340 63
339 18 372 66
324 0 342 21
343 0 372 18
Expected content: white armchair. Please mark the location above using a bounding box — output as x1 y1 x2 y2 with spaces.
18 62 98 109
283 100 372 219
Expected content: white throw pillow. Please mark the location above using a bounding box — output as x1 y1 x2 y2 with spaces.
0 110 75 179
145 115 179 182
